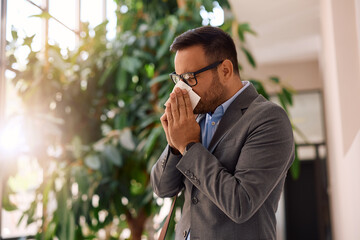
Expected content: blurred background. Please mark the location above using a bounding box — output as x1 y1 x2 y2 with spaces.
0 0 359 239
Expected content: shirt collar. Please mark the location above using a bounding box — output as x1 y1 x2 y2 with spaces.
207 81 250 117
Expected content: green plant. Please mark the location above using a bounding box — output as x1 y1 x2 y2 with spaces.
3 0 297 239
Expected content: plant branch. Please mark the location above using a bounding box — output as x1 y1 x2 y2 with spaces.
24 0 80 35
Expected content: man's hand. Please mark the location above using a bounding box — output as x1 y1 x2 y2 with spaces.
164 88 200 154
160 112 179 153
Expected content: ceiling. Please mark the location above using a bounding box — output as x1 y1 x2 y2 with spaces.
228 0 321 65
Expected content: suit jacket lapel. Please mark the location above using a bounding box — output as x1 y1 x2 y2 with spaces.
207 84 259 153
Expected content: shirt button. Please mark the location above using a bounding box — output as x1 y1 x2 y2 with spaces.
192 197 199 204
212 121 215 126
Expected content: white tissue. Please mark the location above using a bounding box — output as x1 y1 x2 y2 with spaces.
165 81 201 110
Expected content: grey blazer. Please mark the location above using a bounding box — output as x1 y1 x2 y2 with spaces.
151 84 295 240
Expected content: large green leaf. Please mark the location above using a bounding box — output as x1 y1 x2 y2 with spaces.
269 76 280 83
119 128 136 150
11 28 18 41
241 46 256 68
68 212 75 240
282 87 293 106
72 165 90 195
290 144 300 179
43 174 55 205
277 92 289 113
156 17 178 60
23 35 35 48
121 56 142 74
144 63 155 78
238 23 256 42
2 183 17 211
249 79 269 100
30 12 51 20
98 61 119 86
103 145 123 167
84 155 101 170
44 222 56 240
116 66 128 92
144 127 163 158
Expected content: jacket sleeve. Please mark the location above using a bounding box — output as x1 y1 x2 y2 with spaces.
175 105 295 223
150 145 184 198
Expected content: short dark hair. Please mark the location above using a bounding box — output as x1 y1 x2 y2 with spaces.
170 26 240 76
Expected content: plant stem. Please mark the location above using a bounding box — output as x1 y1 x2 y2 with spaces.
125 208 148 240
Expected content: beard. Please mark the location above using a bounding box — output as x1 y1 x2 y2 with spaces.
193 72 226 114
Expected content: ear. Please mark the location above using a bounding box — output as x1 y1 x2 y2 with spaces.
219 59 233 83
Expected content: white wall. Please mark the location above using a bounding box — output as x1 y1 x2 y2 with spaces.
244 60 322 94
320 0 360 239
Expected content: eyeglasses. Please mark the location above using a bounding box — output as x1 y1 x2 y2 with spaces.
169 60 224 87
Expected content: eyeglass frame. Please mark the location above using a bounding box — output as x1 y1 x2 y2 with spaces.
169 60 224 87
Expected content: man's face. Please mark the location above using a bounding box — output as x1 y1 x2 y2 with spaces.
174 45 225 114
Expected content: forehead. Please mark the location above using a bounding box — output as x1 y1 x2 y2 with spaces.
174 45 207 74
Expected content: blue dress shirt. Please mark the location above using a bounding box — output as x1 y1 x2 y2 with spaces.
201 81 249 148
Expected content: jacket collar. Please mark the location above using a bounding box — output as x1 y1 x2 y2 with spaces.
202 83 259 152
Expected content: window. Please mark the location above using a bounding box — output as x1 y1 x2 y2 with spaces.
0 0 117 237
272 91 326 160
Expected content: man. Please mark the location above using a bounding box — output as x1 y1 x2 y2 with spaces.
151 26 294 240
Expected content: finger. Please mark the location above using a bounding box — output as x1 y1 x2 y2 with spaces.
161 113 176 147
182 89 193 117
160 112 167 121
160 113 170 135
169 92 179 121
175 88 187 119
165 104 173 126
160 113 168 127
